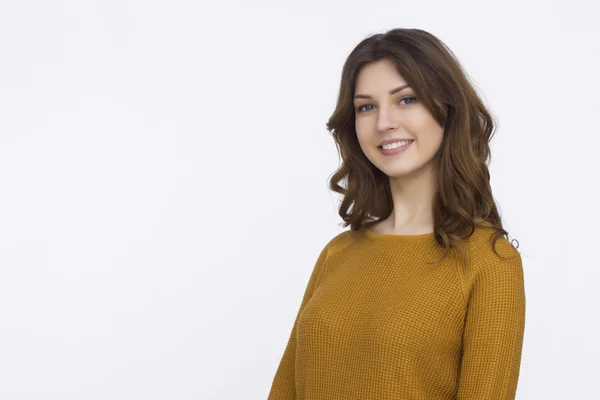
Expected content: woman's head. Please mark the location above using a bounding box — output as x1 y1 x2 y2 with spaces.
326 28 518 262
353 58 445 184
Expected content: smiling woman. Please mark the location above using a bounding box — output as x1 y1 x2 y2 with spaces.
352 58 446 204
268 28 525 400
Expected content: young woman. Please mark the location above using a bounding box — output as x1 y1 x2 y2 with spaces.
268 28 525 400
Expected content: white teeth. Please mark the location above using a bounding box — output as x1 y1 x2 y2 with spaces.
381 140 412 150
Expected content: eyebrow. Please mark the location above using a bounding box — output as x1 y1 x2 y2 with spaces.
354 84 411 100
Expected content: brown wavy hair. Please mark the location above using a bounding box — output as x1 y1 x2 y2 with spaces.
325 28 520 266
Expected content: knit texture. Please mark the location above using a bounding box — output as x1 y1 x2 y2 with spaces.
267 223 526 399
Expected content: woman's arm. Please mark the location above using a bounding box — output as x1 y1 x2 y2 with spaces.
457 245 526 399
267 244 330 400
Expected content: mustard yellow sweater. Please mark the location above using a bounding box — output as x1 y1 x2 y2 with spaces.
268 224 526 399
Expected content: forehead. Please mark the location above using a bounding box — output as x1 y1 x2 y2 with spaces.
356 59 407 90
354 60 410 96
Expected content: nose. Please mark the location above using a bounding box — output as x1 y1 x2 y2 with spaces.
376 106 399 132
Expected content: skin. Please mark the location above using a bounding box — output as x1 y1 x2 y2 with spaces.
353 59 445 235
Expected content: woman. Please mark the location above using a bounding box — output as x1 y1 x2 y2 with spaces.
268 28 525 400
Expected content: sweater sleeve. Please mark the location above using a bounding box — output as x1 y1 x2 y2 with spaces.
456 243 526 399
267 244 330 400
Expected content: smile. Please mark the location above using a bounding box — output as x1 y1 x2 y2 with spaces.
378 140 414 155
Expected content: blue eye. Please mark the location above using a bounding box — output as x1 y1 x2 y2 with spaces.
356 97 417 113
400 96 417 105
357 104 374 112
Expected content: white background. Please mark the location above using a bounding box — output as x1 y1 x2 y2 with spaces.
0 0 598 399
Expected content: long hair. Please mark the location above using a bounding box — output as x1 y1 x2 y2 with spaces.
325 28 520 266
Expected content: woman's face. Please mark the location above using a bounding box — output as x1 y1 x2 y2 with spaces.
353 59 445 180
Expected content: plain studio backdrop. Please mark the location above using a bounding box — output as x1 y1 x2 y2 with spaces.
0 0 598 399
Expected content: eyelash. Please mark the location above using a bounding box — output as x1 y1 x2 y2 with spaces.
356 96 417 113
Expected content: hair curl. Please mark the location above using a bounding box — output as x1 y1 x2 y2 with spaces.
325 28 520 267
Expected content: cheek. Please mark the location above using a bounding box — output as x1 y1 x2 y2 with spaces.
355 121 374 144
410 111 444 142
355 120 368 137
355 131 371 154
410 108 436 128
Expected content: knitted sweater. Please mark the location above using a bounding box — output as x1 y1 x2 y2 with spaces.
267 223 526 399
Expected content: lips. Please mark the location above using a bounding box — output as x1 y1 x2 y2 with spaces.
377 140 414 149
378 138 415 147
378 140 414 155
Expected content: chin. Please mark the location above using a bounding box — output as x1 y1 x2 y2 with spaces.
381 162 428 179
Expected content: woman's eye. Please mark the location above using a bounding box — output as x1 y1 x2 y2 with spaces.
356 97 417 113
400 96 417 105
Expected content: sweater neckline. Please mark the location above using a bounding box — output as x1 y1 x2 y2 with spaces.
362 225 436 242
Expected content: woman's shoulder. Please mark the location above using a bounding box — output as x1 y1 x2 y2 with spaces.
320 228 356 259
466 222 522 272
